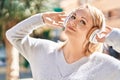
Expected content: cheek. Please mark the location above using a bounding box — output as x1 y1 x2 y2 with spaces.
77 29 88 37
80 25 92 34
77 28 89 38
66 19 73 25
77 26 88 32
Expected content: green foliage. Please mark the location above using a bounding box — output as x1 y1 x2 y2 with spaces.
0 0 53 21
0 0 62 24
0 0 59 40
32 29 51 39
0 24 2 41
0 0 62 70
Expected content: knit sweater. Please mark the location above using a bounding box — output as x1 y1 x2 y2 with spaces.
6 13 120 80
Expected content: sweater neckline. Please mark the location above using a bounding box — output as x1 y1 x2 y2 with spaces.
60 49 88 65
55 49 88 77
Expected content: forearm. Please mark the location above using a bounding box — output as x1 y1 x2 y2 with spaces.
6 13 44 45
5 12 64 60
105 28 120 53
5 13 45 59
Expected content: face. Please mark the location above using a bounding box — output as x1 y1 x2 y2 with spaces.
64 8 93 41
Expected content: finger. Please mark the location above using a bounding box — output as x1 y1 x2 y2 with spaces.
97 33 106 39
45 17 52 22
58 23 64 27
99 25 112 35
106 25 112 32
106 25 112 29
53 21 58 25
60 15 67 18
60 16 67 21
58 19 65 22
96 34 106 42
52 21 63 25
58 21 64 24
52 24 63 28
45 18 54 25
52 21 64 27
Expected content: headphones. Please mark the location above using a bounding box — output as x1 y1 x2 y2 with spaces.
89 29 100 44
63 12 106 44
63 12 72 28
89 19 106 44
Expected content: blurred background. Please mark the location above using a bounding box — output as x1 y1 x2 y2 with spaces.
0 0 120 80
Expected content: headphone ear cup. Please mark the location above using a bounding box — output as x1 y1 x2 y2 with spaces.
63 16 69 28
89 29 100 44
63 12 73 27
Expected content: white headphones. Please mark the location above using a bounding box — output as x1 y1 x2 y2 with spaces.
63 12 72 28
63 12 106 44
89 18 106 44
89 29 100 44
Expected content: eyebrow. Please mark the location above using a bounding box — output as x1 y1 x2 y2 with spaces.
72 12 76 16
81 17 88 22
72 12 88 22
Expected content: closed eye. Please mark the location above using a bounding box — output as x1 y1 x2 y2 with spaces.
80 20 86 25
71 15 76 19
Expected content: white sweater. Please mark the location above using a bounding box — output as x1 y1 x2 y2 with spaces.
6 13 120 80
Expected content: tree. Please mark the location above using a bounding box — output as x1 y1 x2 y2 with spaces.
0 0 56 80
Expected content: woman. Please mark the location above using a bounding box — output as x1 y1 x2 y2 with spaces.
6 4 120 80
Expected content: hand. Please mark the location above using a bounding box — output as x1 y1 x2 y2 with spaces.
96 26 112 43
42 12 66 28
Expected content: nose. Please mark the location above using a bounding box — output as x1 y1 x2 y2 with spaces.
69 19 78 27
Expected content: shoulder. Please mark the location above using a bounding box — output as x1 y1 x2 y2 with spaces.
89 52 120 76
70 52 120 80
89 52 120 79
89 52 120 66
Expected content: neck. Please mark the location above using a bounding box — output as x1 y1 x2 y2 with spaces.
63 39 87 64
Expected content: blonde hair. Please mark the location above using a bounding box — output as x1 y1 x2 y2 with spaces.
83 4 106 56
60 4 106 56
86 4 105 30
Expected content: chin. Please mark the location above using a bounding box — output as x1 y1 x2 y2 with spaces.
64 29 71 35
64 30 75 38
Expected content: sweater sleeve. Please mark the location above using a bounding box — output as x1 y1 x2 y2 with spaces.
6 13 46 60
105 28 120 53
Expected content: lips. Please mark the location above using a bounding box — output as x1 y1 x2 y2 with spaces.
67 26 76 31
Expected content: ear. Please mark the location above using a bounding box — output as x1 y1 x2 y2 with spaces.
96 26 112 43
89 29 100 44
